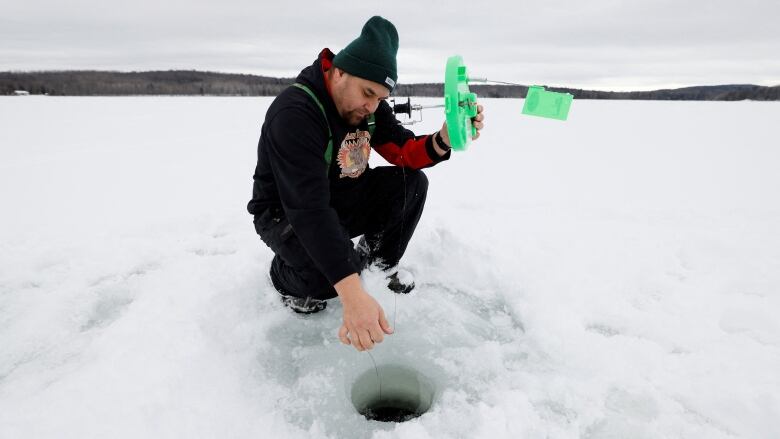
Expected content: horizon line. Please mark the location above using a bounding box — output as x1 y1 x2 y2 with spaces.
2 68 778 94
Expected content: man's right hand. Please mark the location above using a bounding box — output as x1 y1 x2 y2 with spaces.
335 273 393 351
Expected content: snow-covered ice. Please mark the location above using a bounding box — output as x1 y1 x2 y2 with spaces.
1 96 779 438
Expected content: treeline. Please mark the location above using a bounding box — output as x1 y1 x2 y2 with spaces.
2 70 779 101
0 70 295 96
396 83 780 101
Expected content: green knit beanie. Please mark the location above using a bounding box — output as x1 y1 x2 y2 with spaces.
333 16 399 92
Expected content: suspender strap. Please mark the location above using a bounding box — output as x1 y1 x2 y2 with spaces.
292 83 334 173
367 115 376 136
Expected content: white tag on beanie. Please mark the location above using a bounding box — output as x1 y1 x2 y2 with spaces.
385 77 395 88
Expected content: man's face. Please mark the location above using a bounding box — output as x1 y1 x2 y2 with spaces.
328 68 390 126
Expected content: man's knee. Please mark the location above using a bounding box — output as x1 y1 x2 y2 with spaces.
406 170 428 209
405 169 428 198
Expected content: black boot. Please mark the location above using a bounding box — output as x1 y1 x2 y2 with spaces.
386 269 415 295
269 264 328 314
279 294 327 314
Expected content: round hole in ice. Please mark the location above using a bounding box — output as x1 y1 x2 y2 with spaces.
350 364 435 422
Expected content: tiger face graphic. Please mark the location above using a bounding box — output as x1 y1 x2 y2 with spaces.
337 129 371 178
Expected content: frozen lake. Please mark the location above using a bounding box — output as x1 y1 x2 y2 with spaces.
1 96 779 438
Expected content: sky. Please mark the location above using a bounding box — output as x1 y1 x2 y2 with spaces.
1 0 779 91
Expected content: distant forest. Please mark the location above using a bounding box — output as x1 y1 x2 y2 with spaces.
2 70 779 101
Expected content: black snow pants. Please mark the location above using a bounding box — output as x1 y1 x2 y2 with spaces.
253 166 428 301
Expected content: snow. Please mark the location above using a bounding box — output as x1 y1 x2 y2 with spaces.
1 95 779 438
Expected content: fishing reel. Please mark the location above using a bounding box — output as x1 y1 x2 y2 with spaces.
390 97 425 125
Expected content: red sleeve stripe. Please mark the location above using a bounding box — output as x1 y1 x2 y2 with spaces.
373 135 434 169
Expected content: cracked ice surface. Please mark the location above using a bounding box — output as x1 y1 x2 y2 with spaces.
1 96 779 438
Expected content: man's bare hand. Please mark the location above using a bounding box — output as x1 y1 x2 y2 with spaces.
472 103 485 139
437 103 485 152
335 274 393 351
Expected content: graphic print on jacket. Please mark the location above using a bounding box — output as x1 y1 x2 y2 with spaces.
338 128 371 178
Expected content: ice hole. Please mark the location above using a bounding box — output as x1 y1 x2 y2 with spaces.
350 364 435 423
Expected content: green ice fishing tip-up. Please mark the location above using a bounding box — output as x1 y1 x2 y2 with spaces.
444 55 574 151
444 55 479 152
391 55 574 151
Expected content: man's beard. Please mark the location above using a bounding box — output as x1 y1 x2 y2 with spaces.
344 110 368 126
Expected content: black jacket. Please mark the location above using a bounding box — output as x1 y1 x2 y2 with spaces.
248 48 450 285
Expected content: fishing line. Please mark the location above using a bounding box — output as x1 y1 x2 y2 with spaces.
365 349 382 401
362 153 408 406
394 163 406 332
468 77 527 87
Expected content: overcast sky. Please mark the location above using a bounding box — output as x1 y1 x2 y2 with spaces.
1 0 778 91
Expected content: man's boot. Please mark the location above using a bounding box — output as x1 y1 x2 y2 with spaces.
386 269 415 295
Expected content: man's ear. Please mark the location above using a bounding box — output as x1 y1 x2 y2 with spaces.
335 67 349 80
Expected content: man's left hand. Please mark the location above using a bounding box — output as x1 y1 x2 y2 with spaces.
436 104 485 155
471 103 485 140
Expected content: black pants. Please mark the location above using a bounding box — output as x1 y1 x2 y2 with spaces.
254 166 428 301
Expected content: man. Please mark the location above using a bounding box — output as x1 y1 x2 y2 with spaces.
247 16 485 351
